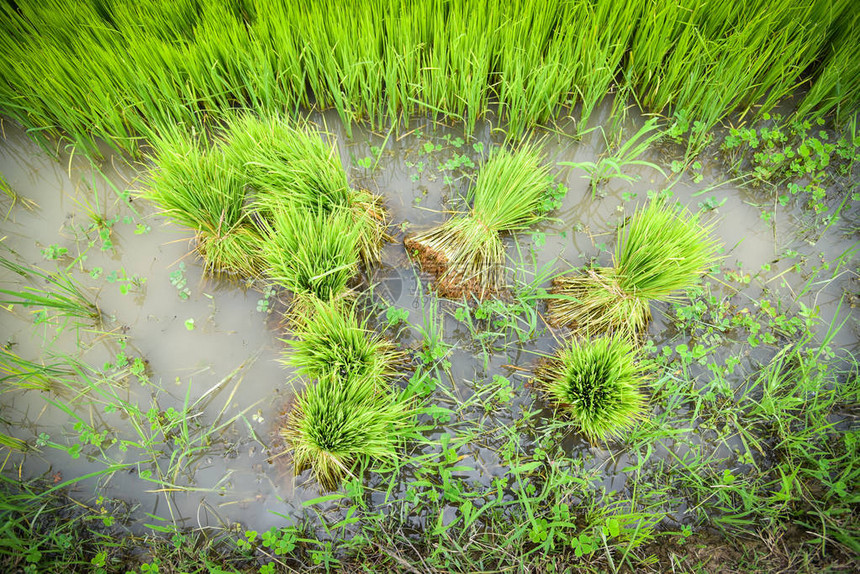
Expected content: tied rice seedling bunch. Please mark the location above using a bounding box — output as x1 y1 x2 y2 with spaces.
223 114 388 265
281 374 413 491
261 204 360 313
143 127 265 277
284 299 402 385
405 143 554 298
534 333 647 442
549 199 721 335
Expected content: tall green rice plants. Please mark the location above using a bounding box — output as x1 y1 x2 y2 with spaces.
566 0 642 132
381 1 433 128
284 299 401 385
548 199 721 335
261 205 360 311
533 333 647 442
626 0 839 153
405 143 555 298
296 2 385 132
797 11 860 124
494 2 563 137
143 127 265 277
421 0 500 135
245 0 308 113
224 114 388 265
281 374 414 491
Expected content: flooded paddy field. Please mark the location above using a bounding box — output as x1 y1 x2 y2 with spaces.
1 95 857 572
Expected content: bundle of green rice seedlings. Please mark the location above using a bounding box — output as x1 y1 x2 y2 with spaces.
223 114 388 265
404 143 554 298
533 333 647 442
284 298 402 385
143 127 265 277
281 373 413 491
260 203 360 313
548 199 721 335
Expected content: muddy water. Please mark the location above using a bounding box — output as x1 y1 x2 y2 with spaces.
1 101 857 532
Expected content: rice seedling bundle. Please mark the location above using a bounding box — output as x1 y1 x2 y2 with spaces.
261 204 361 309
548 199 721 335
281 373 413 491
405 143 554 298
284 300 401 385
224 114 388 265
143 128 265 277
533 333 647 442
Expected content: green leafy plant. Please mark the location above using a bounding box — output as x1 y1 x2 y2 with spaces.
533 333 648 441
168 263 191 300
281 374 414 491
548 199 721 335
560 118 666 195
405 143 557 298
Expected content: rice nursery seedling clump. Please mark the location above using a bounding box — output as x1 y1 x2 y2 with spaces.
223 114 389 265
405 143 555 298
534 333 647 442
548 199 721 335
261 205 360 312
143 128 265 277
281 375 413 491
284 300 401 385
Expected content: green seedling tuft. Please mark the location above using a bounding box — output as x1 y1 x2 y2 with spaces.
261 204 360 311
143 126 265 277
281 374 413 491
548 199 721 335
534 333 648 442
405 143 556 298
283 299 401 385
223 114 389 266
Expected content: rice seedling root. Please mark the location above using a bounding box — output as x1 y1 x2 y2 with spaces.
404 229 501 300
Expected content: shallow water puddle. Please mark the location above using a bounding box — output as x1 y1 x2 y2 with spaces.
1 101 856 532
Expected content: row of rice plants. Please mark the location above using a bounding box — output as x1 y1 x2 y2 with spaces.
1 0 857 156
